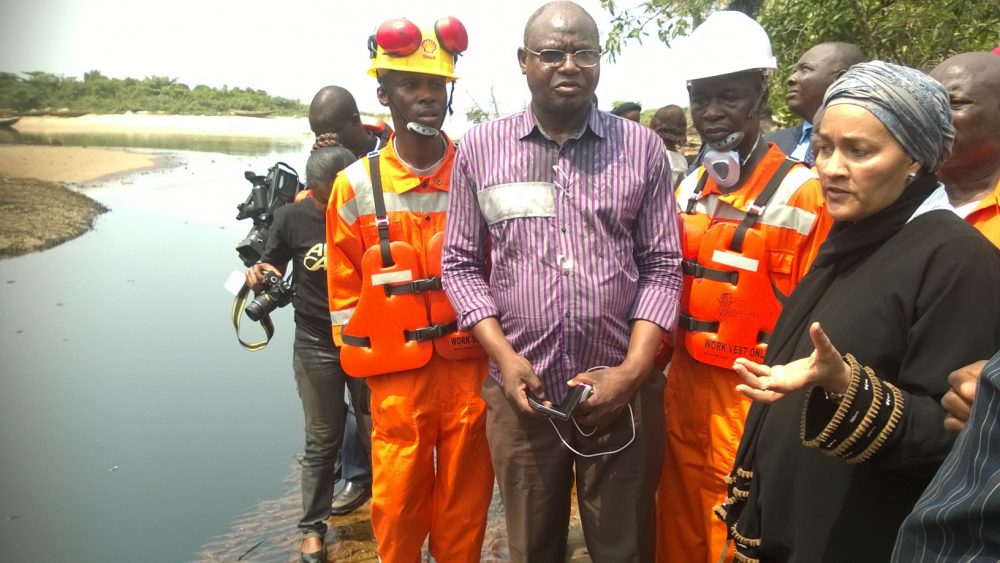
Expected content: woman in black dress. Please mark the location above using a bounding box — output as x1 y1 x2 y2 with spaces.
717 61 1000 562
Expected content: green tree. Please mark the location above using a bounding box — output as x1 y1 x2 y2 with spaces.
465 85 504 124
0 71 309 116
601 0 735 61
600 0 1000 124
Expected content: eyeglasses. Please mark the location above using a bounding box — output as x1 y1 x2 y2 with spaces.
524 48 601 68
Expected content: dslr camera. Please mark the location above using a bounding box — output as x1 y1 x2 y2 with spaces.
245 270 295 322
235 162 303 267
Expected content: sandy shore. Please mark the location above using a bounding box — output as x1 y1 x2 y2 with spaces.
0 144 161 183
0 113 317 259
0 145 169 258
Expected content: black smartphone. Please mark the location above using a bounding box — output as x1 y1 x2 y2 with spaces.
528 383 593 420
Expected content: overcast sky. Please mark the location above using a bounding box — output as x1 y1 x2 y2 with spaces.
0 0 698 130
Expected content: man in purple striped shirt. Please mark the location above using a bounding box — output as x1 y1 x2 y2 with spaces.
441 3 682 560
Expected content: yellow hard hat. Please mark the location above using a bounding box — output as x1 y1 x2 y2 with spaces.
367 17 467 81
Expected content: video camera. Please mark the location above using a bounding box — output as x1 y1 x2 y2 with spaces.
234 162 303 267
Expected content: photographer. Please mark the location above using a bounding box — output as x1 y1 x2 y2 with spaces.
306 85 387 520
246 145 371 562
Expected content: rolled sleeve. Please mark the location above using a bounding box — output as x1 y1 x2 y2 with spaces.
628 142 683 331
441 142 498 331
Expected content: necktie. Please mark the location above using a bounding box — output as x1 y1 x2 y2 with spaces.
801 123 814 166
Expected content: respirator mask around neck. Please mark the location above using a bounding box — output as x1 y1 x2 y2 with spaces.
703 131 759 188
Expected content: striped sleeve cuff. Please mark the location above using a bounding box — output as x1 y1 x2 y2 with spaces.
628 285 680 333
456 302 500 332
800 353 906 463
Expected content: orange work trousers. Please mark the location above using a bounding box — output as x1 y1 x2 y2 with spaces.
656 347 750 563
365 353 494 563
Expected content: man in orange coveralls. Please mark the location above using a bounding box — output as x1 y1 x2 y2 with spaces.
324 16 493 563
655 12 832 563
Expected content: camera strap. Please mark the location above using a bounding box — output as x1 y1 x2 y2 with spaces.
231 281 275 351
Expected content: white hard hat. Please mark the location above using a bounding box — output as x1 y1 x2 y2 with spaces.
682 11 777 81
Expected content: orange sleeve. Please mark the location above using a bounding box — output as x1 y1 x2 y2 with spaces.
966 184 1000 249
325 171 366 346
787 177 832 284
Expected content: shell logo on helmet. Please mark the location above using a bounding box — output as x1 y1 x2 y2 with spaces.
368 17 468 81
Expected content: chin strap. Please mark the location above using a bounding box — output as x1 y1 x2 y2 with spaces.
406 122 441 137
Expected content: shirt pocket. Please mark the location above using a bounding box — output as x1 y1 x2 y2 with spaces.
358 216 405 248
767 248 794 296
477 182 556 225
767 248 793 275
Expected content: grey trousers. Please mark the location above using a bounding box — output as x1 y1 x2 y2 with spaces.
483 372 665 563
292 326 371 537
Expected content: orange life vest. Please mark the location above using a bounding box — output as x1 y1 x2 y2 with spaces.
339 153 484 377
424 232 487 360
678 159 795 368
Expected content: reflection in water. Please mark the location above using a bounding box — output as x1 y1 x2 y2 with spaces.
0 149 309 562
0 127 309 156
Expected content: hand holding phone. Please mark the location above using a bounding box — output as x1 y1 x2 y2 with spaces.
528 383 593 420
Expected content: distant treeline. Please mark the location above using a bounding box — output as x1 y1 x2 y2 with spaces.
0 71 307 116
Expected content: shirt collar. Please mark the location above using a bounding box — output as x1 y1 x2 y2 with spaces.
518 106 606 142
799 122 813 144
968 177 1000 215
378 132 455 194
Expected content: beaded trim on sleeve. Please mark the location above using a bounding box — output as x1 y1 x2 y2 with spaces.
848 380 905 463
734 551 761 563
799 353 906 462
800 353 870 450
731 525 763 563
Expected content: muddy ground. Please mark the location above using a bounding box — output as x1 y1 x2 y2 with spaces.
0 176 108 258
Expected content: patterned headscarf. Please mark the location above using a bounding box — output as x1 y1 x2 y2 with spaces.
822 60 954 172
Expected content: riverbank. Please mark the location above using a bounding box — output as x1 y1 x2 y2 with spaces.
11 113 311 139
0 144 166 257
0 113 313 258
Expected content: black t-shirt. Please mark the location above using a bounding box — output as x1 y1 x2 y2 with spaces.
260 200 332 341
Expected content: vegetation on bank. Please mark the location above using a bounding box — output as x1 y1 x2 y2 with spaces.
0 71 308 116
600 0 1000 125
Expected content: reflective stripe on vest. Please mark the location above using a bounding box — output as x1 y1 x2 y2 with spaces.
338 158 450 226
677 165 818 236
330 307 356 327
